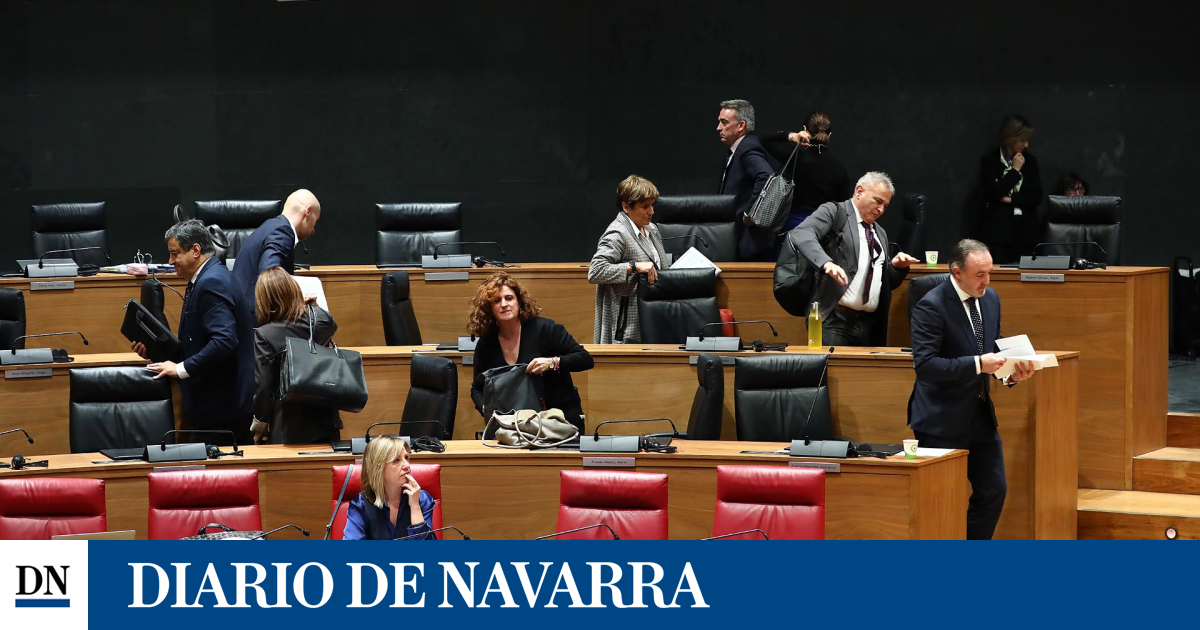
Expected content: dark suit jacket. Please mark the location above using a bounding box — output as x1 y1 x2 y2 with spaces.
719 133 778 259
907 277 1004 439
178 258 256 427
470 317 594 430
791 199 908 345
231 214 295 315
253 306 342 444
761 133 852 214
979 148 1043 258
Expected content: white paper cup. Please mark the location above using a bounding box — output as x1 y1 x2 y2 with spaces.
903 439 919 459
924 251 938 267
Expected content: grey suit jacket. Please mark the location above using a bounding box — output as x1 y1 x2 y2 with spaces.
791 199 907 346
588 213 671 344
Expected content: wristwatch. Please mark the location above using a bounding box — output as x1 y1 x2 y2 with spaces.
628 261 637 274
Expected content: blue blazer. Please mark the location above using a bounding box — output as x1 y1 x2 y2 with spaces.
178 258 256 427
906 277 1004 439
719 133 778 259
343 491 436 541
231 214 295 314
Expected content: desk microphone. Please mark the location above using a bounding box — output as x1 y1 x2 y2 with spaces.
432 242 506 259
0 428 35 444
9 332 88 353
1031 241 1108 269
700 529 770 540
0 431 44 470
661 234 710 249
396 525 471 541
250 524 311 540
533 523 620 540
38 247 110 268
159 429 242 457
697 320 777 341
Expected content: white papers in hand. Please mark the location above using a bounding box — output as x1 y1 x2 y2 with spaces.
993 334 1057 379
670 247 722 276
290 275 330 314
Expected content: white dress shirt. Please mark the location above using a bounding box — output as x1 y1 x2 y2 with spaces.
837 202 885 312
949 274 984 375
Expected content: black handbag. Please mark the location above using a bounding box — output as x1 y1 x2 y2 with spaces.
480 363 543 439
120 299 182 362
773 204 850 316
278 306 369 412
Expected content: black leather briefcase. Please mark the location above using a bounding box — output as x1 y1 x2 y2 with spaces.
120 299 181 363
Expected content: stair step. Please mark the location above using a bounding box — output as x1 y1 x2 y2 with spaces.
1168 412 1200 448
1133 448 1200 495
1078 489 1200 539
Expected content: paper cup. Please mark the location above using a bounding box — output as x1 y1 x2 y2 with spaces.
925 251 938 267
903 439 919 459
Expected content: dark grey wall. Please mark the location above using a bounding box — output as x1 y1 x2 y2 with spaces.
0 0 1193 271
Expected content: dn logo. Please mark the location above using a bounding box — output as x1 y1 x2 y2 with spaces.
14 565 70 608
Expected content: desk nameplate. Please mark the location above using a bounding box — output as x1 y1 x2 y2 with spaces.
30 281 75 291
424 272 471 282
4 368 53 379
582 456 636 468
689 355 736 366
789 461 841 473
1020 273 1065 283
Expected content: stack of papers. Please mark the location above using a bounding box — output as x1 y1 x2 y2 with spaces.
993 334 1057 379
291 275 331 313
670 247 721 276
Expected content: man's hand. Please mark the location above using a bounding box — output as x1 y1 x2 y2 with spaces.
1012 153 1025 172
146 360 180 380
822 261 848 286
1010 360 1034 383
131 342 148 359
891 252 920 268
980 353 1007 375
634 262 658 284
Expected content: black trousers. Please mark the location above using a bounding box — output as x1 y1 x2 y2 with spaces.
913 398 1007 540
822 307 875 346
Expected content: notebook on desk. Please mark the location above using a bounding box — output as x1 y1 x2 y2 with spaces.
100 448 146 461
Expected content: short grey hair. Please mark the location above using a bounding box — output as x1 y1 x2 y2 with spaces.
719 99 756 132
949 239 990 271
855 171 896 195
164 219 215 255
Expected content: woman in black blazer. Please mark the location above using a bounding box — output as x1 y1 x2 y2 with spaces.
250 266 342 445
467 272 594 432
979 114 1044 263
762 110 852 230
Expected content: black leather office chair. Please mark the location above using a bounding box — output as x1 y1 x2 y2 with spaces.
0 287 27 350
399 354 458 439
894 193 928 257
636 268 721 344
1040 195 1122 264
69 366 174 453
31 202 109 267
907 273 950 329
381 271 423 346
376 203 463 265
683 353 724 440
733 354 832 442
140 279 171 329
193 200 283 262
652 195 738 263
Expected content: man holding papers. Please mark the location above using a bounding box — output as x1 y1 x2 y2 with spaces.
907 239 1034 540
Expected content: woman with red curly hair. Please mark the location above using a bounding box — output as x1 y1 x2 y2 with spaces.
466 272 593 431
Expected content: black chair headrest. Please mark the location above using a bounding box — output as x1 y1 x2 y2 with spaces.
377 203 462 230
194 200 283 228
637 268 718 301
31 202 106 232
652 195 737 223
1045 195 1121 224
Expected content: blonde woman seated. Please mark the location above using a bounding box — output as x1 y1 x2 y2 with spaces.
343 436 435 540
588 174 670 343
250 266 341 445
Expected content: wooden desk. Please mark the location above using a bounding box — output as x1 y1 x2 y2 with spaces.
0 263 798 354
0 442 967 540
0 346 1078 539
886 266 1168 491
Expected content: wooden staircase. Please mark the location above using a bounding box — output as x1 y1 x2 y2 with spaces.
1078 413 1200 539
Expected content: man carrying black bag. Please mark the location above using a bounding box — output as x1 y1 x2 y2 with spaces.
782 172 919 346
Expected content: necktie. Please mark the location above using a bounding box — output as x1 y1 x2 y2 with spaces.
719 149 733 192
966 297 987 398
861 221 882 305
183 282 194 311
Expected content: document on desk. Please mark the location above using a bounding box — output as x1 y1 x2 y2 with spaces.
671 247 722 276
291 275 330 313
993 334 1057 379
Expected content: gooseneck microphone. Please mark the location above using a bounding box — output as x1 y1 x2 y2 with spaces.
9 332 88 353
590 418 679 442
39 247 111 268
801 346 836 446
697 320 777 341
432 242 506 259
1032 241 1108 259
396 525 471 541
661 234 710 248
250 524 311 540
0 428 35 444
533 523 620 540
325 469 356 541
159 429 241 456
700 529 770 540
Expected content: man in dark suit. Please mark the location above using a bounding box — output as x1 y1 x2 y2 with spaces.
716 99 778 260
231 188 321 315
134 220 256 446
791 172 920 345
907 239 1035 539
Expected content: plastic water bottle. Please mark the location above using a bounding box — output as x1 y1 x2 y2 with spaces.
807 301 822 348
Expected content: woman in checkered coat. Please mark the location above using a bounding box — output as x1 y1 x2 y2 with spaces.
588 175 671 344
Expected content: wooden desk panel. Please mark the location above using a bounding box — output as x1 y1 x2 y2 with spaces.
0 346 1077 539
887 266 1167 491
0 442 966 540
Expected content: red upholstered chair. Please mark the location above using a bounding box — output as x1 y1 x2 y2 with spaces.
330 463 443 540
712 465 825 540
0 478 106 540
556 470 668 540
147 469 262 540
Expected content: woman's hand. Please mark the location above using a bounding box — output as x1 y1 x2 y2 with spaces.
402 474 423 521
632 261 658 284
1012 153 1025 172
303 292 319 304
788 127 812 145
526 357 559 374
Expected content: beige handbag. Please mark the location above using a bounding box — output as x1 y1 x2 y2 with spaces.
482 408 580 449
